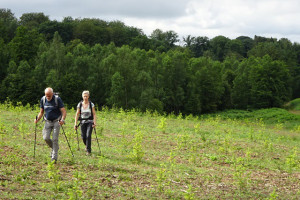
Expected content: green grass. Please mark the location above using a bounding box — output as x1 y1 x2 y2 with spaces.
0 103 299 199
206 108 300 129
287 98 300 111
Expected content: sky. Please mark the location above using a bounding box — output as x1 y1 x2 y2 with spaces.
2 0 300 43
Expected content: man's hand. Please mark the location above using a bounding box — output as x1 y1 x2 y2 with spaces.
59 119 65 126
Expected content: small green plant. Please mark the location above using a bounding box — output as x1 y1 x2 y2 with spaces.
285 147 298 172
274 122 283 130
18 122 27 139
129 127 144 163
233 157 251 191
156 164 167 192
46 161 62 198
66 171 85 200
177 112 183 120
267 189 278 200
183 184 195 200
157 117 167 134
167 151 176 172
264 140 274 152
0 123 6 146
176 132 192 151
194 124 206 142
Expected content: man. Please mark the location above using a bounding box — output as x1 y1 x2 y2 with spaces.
34 87 66 163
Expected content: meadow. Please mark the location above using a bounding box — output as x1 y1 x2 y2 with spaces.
0 102 299 199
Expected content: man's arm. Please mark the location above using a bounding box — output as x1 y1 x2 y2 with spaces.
59 107 67 125
34 108 44 123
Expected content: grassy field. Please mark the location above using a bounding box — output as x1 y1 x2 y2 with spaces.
0 103 299 199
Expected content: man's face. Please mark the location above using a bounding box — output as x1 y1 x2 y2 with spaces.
45 90 53 101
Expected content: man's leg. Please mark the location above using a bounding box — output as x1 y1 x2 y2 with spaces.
43 121 53 148
52 121 60 160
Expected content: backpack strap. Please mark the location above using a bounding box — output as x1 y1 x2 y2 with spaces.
89 101 93 120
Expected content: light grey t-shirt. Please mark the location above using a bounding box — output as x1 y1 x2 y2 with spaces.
77 101 94 124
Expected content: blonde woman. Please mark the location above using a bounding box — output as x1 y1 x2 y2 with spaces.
74 91 96 155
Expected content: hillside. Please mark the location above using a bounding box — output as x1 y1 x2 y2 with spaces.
0 104 299 199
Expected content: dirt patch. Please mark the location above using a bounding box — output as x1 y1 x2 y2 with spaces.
288 110 300 115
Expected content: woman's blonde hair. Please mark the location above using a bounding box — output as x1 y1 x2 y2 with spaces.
82 90 90 97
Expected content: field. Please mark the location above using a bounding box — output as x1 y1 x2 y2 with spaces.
0 103 299 199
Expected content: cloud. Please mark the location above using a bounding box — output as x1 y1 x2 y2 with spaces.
2 0 300 42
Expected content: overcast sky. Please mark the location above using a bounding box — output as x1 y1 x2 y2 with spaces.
2 0 300 43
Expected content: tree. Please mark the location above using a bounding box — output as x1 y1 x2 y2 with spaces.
0 39 9 83
150 29 179 51
130 35 152 50
108 72 126 108
8 26 44 65
187 57 224 113
232 56 292 109
249 55 292 108
236 36 254 57
108 20 142 47
161 49 189 113
19 12 50 29
1 61 37 104
183 35 210 57
209 35 231 61
0 8 18 43
39 19 74 44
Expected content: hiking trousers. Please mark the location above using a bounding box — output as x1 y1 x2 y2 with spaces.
81 122 93 153
43 120 60 160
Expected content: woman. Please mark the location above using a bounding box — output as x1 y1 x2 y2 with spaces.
74 90 96 155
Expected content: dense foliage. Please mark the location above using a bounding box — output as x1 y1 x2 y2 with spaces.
1 9 300 114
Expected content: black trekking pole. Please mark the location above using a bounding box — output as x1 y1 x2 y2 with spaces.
60 124 74 157
75 122 81 151
33 116 37 158
93 126 101 155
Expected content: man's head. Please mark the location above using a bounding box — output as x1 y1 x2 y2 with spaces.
45 87 54 101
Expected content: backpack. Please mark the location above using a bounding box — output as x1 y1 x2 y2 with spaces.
79 100 93 120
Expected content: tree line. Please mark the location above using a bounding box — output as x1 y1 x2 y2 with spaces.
1 9 299 114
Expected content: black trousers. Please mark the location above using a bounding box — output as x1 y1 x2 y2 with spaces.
80 122 93 153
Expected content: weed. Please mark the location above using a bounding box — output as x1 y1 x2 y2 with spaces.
233 157 252 191
66 171 85 200
267 189 278 200
156 164 168 192
157 117 167 134
285 147 299 172
183 184 195 200
45 160 62 198
129 127 145 163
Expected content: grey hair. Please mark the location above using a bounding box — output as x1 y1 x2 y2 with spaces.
82 90 90 96
45 87 53 93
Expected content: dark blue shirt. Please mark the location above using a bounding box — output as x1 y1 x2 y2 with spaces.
40 96 64 121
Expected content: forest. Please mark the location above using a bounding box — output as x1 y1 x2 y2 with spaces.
1 8 300 114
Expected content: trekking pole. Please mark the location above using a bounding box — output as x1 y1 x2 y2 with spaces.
93 126 101 155
33 116 37 158
60 124 74 157
76 122 81 151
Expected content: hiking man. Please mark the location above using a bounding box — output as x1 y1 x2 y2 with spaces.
34 87 66 163
74 90 96 156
